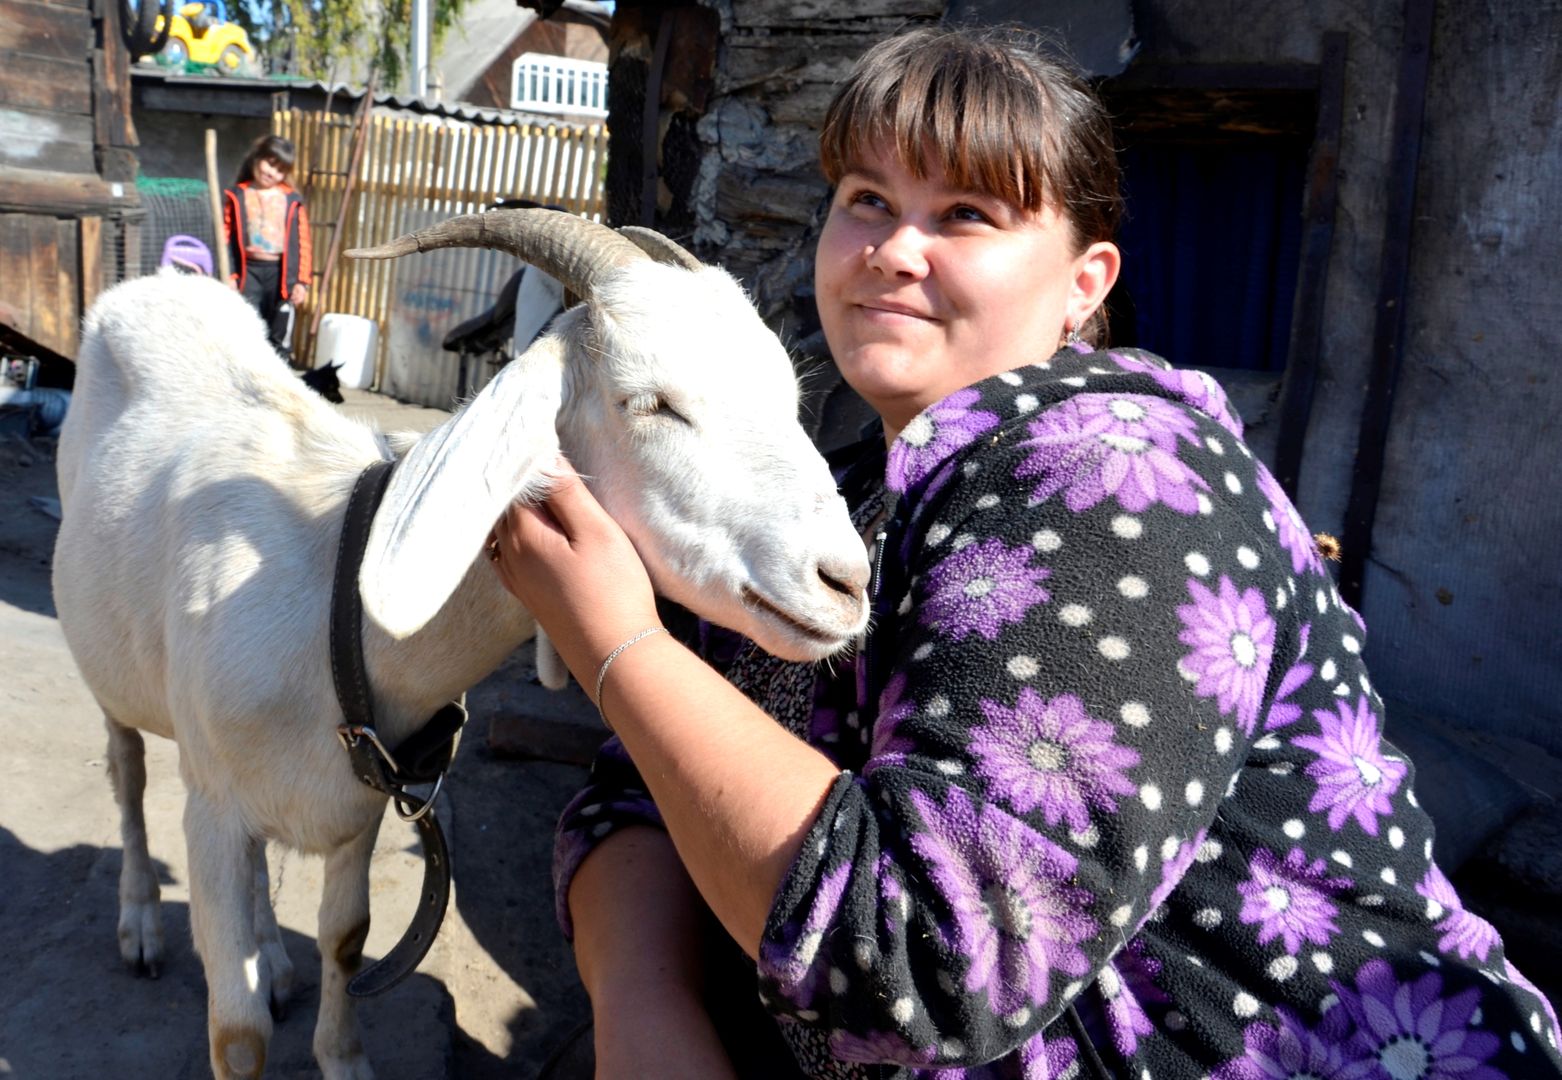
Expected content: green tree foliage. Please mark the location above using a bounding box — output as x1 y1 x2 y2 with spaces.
232 0 467 88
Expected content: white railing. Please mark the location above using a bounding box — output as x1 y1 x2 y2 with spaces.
511 53 608 118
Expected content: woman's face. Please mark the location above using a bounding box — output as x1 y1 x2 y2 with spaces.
815 142 1118 439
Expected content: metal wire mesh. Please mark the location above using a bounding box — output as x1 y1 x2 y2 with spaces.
135 176 221 278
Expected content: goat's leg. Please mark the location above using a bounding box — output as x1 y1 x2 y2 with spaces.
250 839 294 1019
106 717 164 975
185 794 272 1080
313 817 381 1080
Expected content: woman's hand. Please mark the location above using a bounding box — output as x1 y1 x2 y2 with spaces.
289 282 308 306
490 462 662 694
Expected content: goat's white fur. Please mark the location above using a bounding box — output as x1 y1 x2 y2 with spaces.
54 262 868 1079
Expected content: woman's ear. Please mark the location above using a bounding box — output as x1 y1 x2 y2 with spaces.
1070 240 1121 328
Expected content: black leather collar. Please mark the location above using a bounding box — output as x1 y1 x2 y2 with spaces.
330 458 467 997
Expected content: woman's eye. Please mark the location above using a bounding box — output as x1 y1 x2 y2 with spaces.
848 189 889 213
949 204 992 224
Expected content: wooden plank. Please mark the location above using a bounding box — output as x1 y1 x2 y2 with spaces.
0 2 94 61
0 55 92 114
0 214 35 343
1340 0 1437 606
28 214 62 352
79 214 102 314
100 0 135 148
55 217 79 358
0 106 96 175
0 164 132 214
1272 32 1347 498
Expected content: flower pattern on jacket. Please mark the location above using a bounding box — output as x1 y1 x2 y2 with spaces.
969 690 1140 832
550 347 1561 1080
1294 697 1408 836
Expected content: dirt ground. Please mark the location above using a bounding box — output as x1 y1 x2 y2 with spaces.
0 389 596 1079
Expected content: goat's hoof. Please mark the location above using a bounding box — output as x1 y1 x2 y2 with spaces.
318 1051 375 1080
143 959 162 980
261 942 294 1019
117 900 165 974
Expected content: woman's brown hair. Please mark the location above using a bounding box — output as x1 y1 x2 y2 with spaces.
819 25 1123 345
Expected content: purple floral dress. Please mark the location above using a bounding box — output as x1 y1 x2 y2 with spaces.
553 347 1562 1079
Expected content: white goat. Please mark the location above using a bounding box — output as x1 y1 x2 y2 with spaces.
53 211 870 1080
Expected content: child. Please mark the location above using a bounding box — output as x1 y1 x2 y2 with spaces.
222 134 313 362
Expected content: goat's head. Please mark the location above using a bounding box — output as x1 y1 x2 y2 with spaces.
348 210 870 662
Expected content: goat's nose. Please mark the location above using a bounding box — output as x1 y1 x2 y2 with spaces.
817 552 870 599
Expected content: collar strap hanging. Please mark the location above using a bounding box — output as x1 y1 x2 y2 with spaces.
330 457 468 998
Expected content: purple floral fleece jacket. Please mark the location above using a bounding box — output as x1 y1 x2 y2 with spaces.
553 346 1562 1080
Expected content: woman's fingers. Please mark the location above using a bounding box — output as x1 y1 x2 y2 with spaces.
539 460 615 543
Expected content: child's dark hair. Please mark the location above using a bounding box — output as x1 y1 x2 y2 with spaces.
235 134 297 184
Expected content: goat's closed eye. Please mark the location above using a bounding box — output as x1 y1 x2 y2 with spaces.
623 393 690 425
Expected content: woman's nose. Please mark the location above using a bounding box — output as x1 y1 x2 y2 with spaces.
865 223 930 279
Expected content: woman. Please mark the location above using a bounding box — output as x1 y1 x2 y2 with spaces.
494 26 1562 1079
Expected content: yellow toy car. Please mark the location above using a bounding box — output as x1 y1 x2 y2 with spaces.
155 0 256 75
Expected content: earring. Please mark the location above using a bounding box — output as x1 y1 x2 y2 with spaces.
1064 318 1082 346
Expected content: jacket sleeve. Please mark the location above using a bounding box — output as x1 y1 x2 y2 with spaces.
551 734 666 939
754 401 1293 1068
294 201 313 288
221 190 240 285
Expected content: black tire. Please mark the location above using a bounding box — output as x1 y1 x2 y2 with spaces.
122 0 173 58
217 44 246 75
160 36 188 67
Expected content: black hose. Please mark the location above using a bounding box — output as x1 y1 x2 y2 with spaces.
1065 1002 1114 1080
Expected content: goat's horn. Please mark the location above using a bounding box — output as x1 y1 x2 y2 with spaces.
346 209 647 299
617 226 703 271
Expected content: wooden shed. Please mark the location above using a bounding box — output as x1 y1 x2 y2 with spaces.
0 0 141 363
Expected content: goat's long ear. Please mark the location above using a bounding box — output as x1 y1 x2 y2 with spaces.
360 333 568 638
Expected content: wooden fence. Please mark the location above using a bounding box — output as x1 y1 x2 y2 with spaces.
273 106 607 406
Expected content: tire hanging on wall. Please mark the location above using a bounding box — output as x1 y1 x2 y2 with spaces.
122 0 174 60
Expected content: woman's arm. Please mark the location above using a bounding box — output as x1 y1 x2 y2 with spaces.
569 827 739 1079
493 468 841 958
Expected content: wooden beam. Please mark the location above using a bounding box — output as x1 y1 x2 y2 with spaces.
132 78 278 118
0 107 97 175
0 2 94 61
0 52 93 114
56 217 80 359
0 214 34 345
1339 0 1437 606
1272 32 1348 499
79 214 103 315
28 214 63 354
0 165 136 215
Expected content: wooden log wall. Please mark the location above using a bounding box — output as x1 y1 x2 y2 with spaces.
0 214 105 360
609 1 942 344
0 0 138 360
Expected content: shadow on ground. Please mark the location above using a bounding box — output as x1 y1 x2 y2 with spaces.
0 827 456 1079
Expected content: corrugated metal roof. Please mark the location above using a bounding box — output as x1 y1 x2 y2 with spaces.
131 65 598 128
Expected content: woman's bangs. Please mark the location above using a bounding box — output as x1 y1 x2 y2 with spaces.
823 50 1054 215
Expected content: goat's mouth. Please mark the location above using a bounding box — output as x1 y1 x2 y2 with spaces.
740 586 847 646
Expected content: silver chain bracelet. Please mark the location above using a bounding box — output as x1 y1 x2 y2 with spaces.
592 627 668 730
